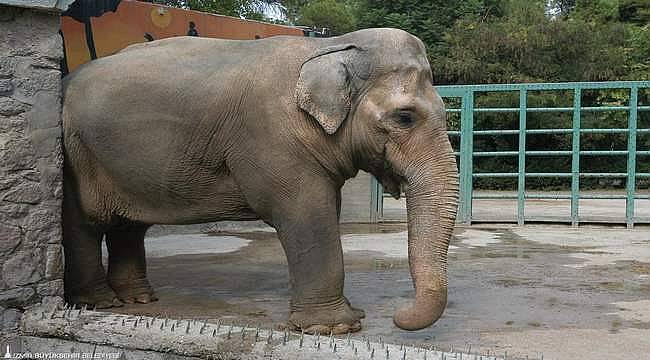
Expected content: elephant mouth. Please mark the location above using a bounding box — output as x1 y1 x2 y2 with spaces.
377 160 404 200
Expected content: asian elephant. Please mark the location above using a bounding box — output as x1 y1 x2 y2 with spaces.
61 28 459 334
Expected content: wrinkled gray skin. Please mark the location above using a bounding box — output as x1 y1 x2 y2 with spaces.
62 28 459 334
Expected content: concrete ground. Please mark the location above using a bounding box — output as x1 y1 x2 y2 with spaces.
103 221 650 360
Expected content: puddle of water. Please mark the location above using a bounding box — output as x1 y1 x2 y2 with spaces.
512 226 650 268
144 234 251 257
456 229 501 247
342 231 408 258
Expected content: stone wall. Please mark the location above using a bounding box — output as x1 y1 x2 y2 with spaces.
0 4 65 342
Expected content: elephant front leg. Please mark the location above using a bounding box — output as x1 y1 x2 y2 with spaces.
275 187 362 334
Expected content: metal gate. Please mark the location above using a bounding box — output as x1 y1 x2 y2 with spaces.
373 81 650 227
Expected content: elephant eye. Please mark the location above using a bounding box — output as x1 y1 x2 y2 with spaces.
395 111 416 128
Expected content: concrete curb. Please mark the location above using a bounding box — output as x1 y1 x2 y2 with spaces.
20 304 503 360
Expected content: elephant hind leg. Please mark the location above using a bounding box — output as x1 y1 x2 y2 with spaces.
63 199 122 308
106 224 157 304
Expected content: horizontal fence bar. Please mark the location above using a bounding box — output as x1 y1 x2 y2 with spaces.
470 150 649 157
445 105 650 113
473 172 650 178
447 128 650 136
382 192 650 200
472 193 650 200
436 81 650 94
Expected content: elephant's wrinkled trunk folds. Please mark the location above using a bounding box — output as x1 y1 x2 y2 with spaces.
392 135 459 331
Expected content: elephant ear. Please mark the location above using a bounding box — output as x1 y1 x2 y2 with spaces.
295 44 368 135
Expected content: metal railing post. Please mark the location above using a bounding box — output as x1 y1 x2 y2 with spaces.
518 88 527 225
626 86 638 228
571 88 581 227
459 91 474 224
370 176 381 223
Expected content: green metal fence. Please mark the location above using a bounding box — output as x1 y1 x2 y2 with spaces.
375 81 650 227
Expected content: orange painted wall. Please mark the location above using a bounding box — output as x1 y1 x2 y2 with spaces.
61 0 304 72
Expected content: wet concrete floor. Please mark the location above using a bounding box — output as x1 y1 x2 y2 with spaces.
104 222 650 360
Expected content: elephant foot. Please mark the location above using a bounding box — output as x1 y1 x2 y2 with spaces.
109 277 158 304
283 297 363 335
67 283 124 309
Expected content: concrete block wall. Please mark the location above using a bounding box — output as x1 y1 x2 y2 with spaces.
340 171 375 223
0 4 65 342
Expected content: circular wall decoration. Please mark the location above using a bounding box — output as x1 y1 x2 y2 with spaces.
151 7 172 28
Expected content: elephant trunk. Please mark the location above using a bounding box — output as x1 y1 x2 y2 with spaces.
393 137 459 330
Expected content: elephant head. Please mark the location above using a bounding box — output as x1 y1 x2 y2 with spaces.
295 28 459 330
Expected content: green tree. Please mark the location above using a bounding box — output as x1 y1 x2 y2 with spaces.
619 0 650 24
158 0 282 20
296 0 356 34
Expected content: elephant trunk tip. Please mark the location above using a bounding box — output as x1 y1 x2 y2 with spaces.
393 289 447 331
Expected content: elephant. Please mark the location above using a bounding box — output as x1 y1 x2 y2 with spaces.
61 28 459 334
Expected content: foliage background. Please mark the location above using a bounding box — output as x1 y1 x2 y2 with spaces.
157 0 649 190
